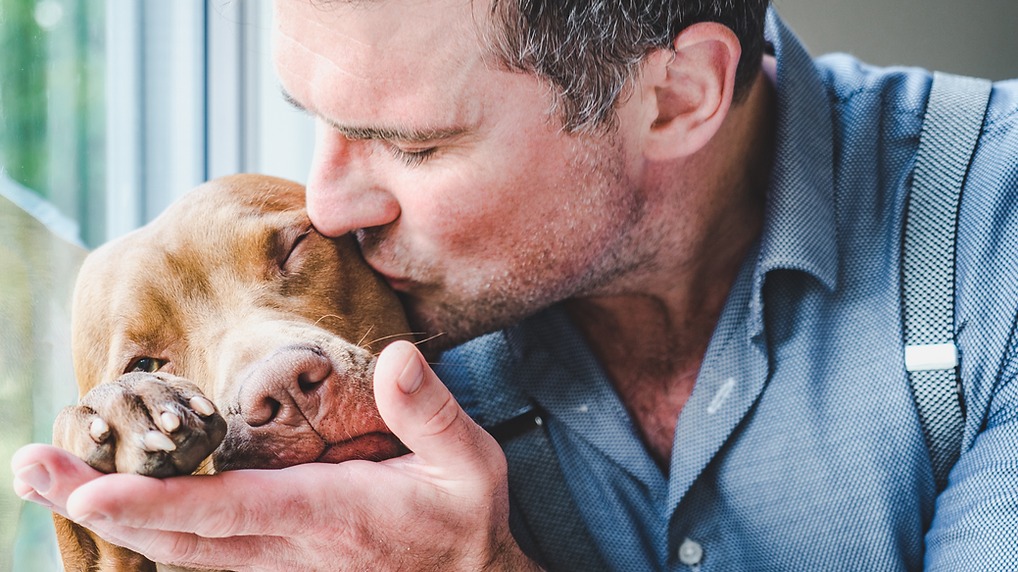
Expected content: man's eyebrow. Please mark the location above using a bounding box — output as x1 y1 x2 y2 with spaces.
280 88 467 143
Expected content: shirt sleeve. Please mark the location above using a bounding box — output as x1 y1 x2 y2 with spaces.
922 90 1018 570
924 312 1018 570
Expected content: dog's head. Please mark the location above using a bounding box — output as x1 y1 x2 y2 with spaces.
71 174 412 471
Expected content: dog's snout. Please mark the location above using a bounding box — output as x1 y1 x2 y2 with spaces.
297 351 330 394
239 345 334 428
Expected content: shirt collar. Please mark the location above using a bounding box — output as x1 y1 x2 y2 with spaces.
446 10 842 497
750 10 839 335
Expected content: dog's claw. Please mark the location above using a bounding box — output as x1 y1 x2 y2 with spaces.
159 411 181 433
89 417 110 443
190 396 216 417
143 430 177 452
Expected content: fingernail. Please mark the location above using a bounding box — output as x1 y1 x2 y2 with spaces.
17 489 54 509
397 350 425 395
15 463 52 496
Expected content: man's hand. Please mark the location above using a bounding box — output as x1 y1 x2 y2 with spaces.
11 341 542 571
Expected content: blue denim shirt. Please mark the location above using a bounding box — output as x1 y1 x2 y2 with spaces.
437 10 1018 572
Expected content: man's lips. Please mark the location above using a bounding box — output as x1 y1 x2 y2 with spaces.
380 275 413 291
373 268 419 292
365 262 405 288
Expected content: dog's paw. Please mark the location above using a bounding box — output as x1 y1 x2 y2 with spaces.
53 373 227 477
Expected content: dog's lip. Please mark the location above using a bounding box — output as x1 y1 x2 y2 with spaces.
317 431 407 463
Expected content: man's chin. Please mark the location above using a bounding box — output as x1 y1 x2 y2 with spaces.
405 317 477 358
400 294 538 356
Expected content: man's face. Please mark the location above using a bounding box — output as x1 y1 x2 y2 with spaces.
273 0 655 347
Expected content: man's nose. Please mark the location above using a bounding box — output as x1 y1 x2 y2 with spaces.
306 125 400 237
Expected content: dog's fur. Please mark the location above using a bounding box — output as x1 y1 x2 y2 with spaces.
51 175 411 571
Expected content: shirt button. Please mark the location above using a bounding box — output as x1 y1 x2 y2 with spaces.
678 538 703 566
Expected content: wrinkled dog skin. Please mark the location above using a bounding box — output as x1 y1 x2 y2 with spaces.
52 174 412 571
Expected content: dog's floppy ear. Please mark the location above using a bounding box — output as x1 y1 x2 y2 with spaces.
54 514 156 572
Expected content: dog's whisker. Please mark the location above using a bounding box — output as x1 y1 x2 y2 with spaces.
364 331 427 348
413 332 446 347
358 325 375 348
314 314 346 328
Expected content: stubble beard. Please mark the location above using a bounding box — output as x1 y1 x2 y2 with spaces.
397 244 648 353
363 132 656 353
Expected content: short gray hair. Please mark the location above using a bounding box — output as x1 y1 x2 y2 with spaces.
485 1 771 132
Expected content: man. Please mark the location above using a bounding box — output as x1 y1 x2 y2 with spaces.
12 0 1018 570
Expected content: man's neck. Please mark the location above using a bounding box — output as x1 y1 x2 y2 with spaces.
566 66 777 469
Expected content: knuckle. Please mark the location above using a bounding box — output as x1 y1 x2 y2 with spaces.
164 533 199 561
131 529 198 565
420 392 463 438
201 507 249 538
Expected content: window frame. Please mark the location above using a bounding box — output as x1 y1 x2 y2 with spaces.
105 0 312 243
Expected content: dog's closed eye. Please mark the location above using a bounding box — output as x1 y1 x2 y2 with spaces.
127 357 167 374
281 229 313 274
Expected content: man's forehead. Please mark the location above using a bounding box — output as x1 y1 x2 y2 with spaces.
272 0 495 133
272 0 488 71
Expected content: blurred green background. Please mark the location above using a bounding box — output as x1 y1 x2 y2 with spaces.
0 193 83 571
1 0 100 569
0 0 105 245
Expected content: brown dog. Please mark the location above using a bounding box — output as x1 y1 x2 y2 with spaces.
51 174 411 571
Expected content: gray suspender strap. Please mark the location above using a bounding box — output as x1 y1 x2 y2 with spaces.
902 71 991 492
456 71 990 569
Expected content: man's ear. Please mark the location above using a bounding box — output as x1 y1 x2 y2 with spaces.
639 22 742 161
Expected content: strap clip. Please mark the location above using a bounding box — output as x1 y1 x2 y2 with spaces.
904 342 959 372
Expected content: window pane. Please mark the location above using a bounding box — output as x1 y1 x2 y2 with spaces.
0 0 105 246
0 1 103 569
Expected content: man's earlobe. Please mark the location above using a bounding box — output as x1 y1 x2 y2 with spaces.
642 22 741 161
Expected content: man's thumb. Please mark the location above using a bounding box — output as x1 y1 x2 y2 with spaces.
373 340 501 473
